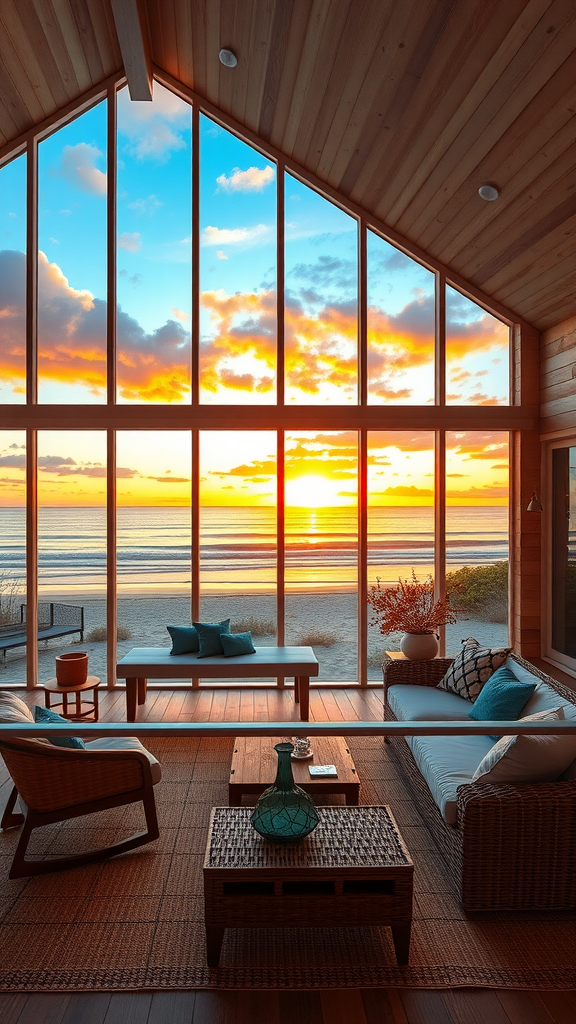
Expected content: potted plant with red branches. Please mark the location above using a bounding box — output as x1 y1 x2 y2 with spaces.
368 570 458 660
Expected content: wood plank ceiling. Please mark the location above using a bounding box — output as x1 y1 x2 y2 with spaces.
1 0 576 332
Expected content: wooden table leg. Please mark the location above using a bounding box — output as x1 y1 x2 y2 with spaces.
76 690 82 717
126 678 138 721
293 676 300 702
93 684 99 722
137 677 148 705
44 690 51 710
62 691 69 717
391 922 411 964
298 676 309 721
205 925 225 967
228 786 242 807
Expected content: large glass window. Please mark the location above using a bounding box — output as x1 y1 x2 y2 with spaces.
367 432 435 676
38 103 107 403
200 117 276 404
116 431 192 662
445 431 509 653
285 431 358 681
37 431 106 680
0 155 26 403
0 431 26 684
117 83 192 403
1 77 523 687
200 431 276 643
367 233 435 404
446 287 509 405
285 176 358 404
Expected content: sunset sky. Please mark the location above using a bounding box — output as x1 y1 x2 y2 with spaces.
0 429 508 507
0 82 509 508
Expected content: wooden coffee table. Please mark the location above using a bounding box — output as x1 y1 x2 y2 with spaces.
203 806 413 966
229 735 360 806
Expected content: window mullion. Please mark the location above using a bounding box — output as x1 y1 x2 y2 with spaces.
106 429 117 687
25 134 38 689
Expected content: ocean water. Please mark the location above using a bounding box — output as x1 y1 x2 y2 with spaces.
0 505 509 597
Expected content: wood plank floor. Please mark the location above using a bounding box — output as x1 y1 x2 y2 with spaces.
1 684 575 1024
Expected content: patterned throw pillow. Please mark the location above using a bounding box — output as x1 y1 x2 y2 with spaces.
437 637 511 703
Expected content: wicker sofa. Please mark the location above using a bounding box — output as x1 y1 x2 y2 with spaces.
383 653 576 912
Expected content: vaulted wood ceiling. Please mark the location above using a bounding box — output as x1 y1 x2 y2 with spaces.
1 0 576 332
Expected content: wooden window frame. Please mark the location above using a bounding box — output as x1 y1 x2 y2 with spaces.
0 70 538 690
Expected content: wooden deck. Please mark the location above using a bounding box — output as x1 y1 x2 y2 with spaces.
1 685 574 1024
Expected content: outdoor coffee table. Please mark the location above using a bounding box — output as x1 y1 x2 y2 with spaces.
229 735 360 805
203 805 413 966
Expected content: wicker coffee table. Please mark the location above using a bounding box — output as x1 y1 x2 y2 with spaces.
203 805 413 966
229 735 360 806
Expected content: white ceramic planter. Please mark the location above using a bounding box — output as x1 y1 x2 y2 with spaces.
400 632 438 660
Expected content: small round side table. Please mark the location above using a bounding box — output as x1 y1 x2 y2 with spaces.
43 676 100 721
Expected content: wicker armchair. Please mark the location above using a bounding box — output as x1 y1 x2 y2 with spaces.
383 653 576 911
0 736 160 878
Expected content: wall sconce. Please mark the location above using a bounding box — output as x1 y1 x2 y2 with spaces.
527 491 543 512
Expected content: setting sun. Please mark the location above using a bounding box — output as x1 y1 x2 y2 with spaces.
286 473 346 507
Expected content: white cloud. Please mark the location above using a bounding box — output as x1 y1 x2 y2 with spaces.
202 224 268 247
216 251 228 261
127 194 163 216
171 307 189 322
117 82 190 162
118 232 141 253
49 237 59 244
55 143 106 196
216 165 274 192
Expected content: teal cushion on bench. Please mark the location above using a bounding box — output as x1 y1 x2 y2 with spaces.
167 625 199 655
193 619 231 658
34 705 85 749
220 631 256 657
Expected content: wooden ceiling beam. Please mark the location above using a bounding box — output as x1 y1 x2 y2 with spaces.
110 0 152 101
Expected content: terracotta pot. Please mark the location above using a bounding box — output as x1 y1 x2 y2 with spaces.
55 652 88 686
400 633 438 660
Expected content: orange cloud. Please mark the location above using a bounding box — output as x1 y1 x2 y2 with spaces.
0 250 192 403
0 251 509 406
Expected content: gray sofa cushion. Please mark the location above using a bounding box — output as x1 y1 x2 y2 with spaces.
407 734 494 825
388 684 471 722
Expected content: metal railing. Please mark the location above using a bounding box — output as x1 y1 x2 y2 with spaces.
1 720 576 739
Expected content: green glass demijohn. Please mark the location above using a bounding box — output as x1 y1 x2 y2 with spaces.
250 742 320 842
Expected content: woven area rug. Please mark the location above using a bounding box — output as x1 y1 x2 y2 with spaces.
1 735 576 991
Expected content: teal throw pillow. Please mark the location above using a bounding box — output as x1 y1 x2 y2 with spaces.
468 665 536 740
34 705 85 749
193 619 231 658
167 625 199 656
220 631 256 657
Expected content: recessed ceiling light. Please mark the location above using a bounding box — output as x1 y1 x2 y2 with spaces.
478 184 499 202
219 48 237 68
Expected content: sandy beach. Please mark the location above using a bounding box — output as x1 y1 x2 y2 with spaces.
1 591 509 687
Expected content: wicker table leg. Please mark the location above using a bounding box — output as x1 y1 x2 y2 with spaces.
205 925 225 967
391 922 411 964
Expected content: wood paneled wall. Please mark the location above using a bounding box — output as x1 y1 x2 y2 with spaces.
513 323 541 658
541 315 576 435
